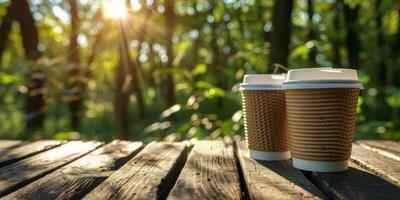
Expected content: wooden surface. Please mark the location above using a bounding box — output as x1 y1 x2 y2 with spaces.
168 140 241 200
309 162 400 200
357 140 400 156
351 143 400 186
3 140 143 200
83 142 187 200
0 140 26 150
236 141 325 200
0 141 102 196
0 140 64 167
0 139 399 199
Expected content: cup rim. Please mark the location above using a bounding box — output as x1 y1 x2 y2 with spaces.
283 80 363 89
239 83 284 91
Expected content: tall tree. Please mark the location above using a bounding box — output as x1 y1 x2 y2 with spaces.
85 10 105 79
307 0 317 66
268 0 294 72
164 0 175 107
115 21 132 139
374 0 392 122
375 0 386 94
393 8 400 87
343 2 360 69
0 0 44 131
210 2 221 87
0 1 14 63
331 0 342 66
129 0 159 118
67 0 82 130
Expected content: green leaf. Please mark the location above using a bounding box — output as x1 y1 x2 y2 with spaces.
53 131 80 140
291 44 309 58
386 88 400 108
192 63 207 76
0 74 17 85
204 88 225 98
195 81 215 89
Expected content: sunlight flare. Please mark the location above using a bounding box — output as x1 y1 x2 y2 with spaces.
102 0 128 19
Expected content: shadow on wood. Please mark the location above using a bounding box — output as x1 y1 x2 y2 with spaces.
307 163 400 200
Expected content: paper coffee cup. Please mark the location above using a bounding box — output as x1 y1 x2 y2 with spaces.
283 68 363 172
240 74 290 161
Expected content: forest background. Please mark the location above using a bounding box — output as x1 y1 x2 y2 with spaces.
0 0 399 142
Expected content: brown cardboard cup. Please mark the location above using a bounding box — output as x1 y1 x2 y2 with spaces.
240 74 290 161
283 68 363 172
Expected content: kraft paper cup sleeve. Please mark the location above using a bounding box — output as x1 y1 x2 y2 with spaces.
286 88 360 162
241 90 289 153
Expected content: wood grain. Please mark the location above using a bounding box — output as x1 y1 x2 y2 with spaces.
351 143 400 186
357 140 400 157
3 140 143 200
83 142 187 200
235 141 324 200
168 140 241 200
0 141 102 196
0 140 26 149
309 162 400 200
0 140 65 167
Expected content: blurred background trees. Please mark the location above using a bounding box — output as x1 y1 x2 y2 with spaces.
0 0 399 141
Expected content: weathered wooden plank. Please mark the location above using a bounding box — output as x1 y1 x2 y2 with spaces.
235 141 324 200
3 140 143 200
0 140 65 167
168 140 241 200
0 140 26 149
308 162 400 200
351 143 400 186
0 141 102 196
83 142 187 200
357 140 400 157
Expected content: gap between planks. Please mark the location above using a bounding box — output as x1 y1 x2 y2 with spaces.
0 141 103 197
0 140 65 167
3 140 143 200
83 142 187 200
303 142 400 200
235 140 325 200
168 140 242 200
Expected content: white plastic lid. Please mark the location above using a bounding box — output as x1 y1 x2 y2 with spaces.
239 74 286 90
283 68 363 89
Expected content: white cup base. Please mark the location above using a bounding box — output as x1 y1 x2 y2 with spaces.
292 157 349 172
249 150 291 161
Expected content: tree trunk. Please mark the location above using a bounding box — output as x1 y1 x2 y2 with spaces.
115 22 132 139
148 40 157 90
67 0 82 130
85 12 105 79
374 0 390 119
332 0 341 66
0 1 15 64
12 0 44 131
1 0 44 131
115 59 130 140
307 0 317 66
343 3 360 69
375 0 386 93
392 8 400 87
269 0 294 72
164 0 175 107
396 8 400 53
192 1 201 70
130 0 158 117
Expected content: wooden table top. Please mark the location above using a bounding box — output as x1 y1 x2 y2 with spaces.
0 139 399 199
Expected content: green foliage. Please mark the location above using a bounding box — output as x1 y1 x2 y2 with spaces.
0 0 399 141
